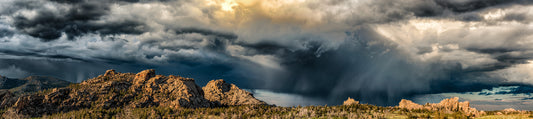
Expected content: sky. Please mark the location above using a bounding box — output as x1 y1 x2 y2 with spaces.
1 0 533 110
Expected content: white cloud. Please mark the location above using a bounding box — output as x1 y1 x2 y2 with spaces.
490 60 533 84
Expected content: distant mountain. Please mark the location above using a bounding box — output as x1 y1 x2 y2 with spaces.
0 76 26 89
0 75 71 94
1 69 266 117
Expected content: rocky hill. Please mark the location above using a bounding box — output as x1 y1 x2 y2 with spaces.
1 69 266 117
398 97 485 117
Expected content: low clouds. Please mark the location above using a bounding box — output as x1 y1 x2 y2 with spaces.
1 0 533 106
0 65 28 78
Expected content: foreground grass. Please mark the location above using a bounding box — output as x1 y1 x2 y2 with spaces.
36 104 485 119
478 115 533 119
1 103 529 118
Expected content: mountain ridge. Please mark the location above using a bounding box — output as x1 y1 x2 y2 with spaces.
1 69 266 118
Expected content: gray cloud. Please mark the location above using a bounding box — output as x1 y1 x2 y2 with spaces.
3 0 149 41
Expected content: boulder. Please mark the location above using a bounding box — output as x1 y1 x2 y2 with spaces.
203 79 266 106
398 97 484 117
104 69 117 77
502 108 526 114
343 97 359 105
398 99 424 110
135 69 155 81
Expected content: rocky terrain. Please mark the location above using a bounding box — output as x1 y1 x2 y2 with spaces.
398 97 484 117
0 75 71 112
0 70 531 118
0 69 266 118
203 79 266 106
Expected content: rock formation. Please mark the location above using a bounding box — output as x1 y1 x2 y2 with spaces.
398 97 484 117
2 69 267 117
343 97 359 105
398 99 424 110
501 108 526 114
203 79 266 106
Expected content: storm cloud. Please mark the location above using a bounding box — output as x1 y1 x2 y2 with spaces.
1 0 533 106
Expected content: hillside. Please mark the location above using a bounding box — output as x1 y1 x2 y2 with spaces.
1 69 266 118
0 76 26 89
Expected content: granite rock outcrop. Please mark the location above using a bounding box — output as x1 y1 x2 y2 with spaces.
2 69 267 117
398 97 484 117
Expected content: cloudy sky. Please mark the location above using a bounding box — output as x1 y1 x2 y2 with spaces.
1 0 533 110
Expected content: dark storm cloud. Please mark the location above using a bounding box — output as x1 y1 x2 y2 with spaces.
405 0 533 21
233 27 504 105
0 59 105 82
8 0 148 41
0 49 88 62
237 42 291 56
162 28 238 53
521 97 533 100
2 0 530 41
457 48 529 72
175 28 238 40
466 48 521 54
0 29 14 38
495 86 533 95
475 86 533 97
0 57 240 86
50 0 171 3
434 0 529 13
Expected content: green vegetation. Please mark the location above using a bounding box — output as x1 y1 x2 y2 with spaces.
36 104 485 119
33 104 533 119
